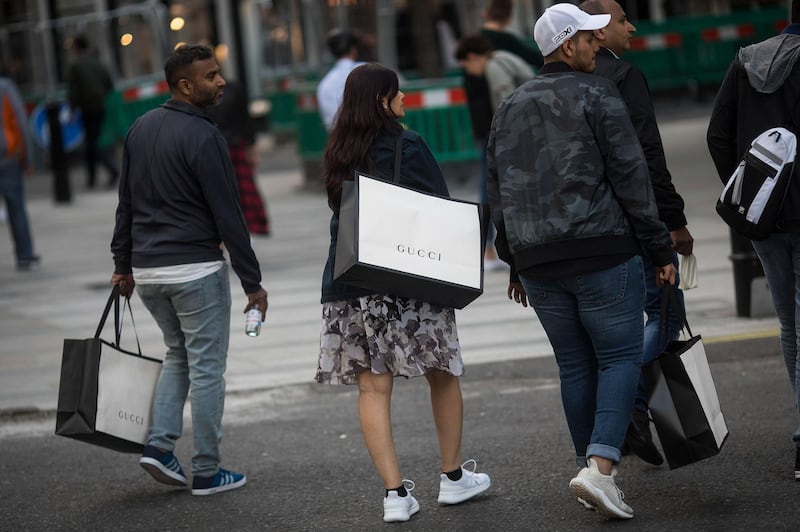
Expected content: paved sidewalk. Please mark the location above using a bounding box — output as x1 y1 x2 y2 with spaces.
0 107 781 414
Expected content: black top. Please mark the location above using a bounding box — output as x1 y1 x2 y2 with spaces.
111 99 262 294
592 47 687 230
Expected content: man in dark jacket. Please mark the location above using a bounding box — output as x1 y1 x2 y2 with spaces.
580 0 694 467
110 45 268 496
488 3 676 520
707 0 800 480
66 34 119 189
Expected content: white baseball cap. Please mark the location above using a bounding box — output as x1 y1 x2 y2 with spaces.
533 3 611 57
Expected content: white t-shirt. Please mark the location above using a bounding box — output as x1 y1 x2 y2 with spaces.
133 260 225 285
316 58 364 130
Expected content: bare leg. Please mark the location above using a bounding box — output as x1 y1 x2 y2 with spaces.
426 370 463 472
357 371 402 488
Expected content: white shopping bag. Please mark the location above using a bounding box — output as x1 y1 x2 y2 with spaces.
95 346 162 445
335 172 484 308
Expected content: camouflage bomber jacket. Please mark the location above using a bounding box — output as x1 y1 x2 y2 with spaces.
486 65 673 276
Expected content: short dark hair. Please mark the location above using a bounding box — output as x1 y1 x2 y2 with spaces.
455 35 493 61
326 29 358 58
73 34 89 51
164 44 214 90
485 0 513 23
579 0 608 15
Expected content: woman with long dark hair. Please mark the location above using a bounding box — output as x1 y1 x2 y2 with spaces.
315 63 490 524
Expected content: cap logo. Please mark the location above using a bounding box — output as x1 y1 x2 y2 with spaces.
552 25 574 48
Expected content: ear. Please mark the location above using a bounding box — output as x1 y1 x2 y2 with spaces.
562 38 576 58
178 78 192 97
593 27 607 42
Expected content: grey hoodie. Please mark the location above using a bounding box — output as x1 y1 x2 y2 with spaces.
739 33 800 93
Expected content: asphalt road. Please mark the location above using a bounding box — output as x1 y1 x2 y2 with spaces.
1 335 799 532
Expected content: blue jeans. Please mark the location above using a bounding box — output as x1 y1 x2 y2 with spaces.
637 251 684 413
520 256 645 465
752 234 800 445
0 161 35 263
137 266 231 476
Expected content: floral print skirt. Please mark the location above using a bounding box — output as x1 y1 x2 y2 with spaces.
316 294 464 385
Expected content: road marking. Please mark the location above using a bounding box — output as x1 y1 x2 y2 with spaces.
704 329 779 344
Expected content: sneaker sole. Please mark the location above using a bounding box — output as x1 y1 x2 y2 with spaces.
577 497 595 510
191 476 247 496
383 498 420 522
569 478 633 519
139 457 188 486
437 479 491 505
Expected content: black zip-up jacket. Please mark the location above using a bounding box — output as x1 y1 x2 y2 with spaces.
593 47 687 231
111 99 263 294
707 24 800 234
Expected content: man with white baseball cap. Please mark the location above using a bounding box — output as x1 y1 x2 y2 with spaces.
533 2 610 57
487 2 676 522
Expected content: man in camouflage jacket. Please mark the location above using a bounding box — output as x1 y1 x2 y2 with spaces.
486 3 676 520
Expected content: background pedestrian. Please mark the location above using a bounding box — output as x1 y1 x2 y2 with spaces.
707 0 800 481
0 76 40 271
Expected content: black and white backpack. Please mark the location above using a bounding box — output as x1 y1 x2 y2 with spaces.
716 127 797 240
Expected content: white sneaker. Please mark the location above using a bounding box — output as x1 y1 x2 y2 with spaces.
383 479 419 523
577 497 595 510
437 459 491 505
568 458 633 519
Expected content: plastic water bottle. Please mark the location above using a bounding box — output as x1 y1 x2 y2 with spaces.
245 308 262 337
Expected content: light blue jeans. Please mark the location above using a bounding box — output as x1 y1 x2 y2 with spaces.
520 256 645 465
638 251 684 413
0 161 35 263
752 233 800 445
137 266 231 476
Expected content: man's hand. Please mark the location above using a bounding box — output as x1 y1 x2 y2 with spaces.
670 226 694 256
245 288 269 321
111 273 135 298
507 282 528 307
655 263 677 287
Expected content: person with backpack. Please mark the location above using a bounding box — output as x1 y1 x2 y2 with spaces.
455 35 535 111
456 34 535 272
707 0 800 481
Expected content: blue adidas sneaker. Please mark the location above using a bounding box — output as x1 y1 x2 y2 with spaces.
139 445 189 487
191 468 247 496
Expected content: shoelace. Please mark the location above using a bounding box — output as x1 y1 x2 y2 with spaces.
401 479 415 493
459 459 483 485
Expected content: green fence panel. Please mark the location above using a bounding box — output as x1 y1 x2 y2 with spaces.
625 7 788 91
268 90 296 133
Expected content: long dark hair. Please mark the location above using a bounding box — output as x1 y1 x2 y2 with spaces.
323 63 403 209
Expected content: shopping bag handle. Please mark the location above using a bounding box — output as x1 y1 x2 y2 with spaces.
364 135 402 184
391 135 403 184
658 283 693 343
94 285 143 355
